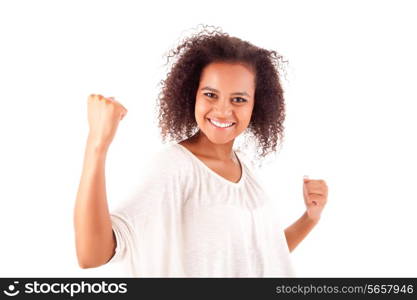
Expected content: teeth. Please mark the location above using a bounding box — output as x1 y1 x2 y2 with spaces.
209 119 234 128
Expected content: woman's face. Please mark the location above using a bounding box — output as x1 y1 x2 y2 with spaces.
194 61 256 145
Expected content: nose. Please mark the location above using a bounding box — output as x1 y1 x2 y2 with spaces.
213 97 233 117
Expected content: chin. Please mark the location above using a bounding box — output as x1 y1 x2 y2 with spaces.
206 136 234 145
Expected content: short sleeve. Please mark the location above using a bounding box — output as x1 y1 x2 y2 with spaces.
107 212 135 264
106 144 191 269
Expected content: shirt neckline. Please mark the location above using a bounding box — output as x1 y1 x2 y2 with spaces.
175 143 246 188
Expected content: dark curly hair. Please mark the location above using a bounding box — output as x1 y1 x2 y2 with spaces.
156 24 289 163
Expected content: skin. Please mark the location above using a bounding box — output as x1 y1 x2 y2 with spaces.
74 94 128 268
180 61 255 183
180 61 329 252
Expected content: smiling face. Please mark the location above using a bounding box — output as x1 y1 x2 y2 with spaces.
194 61 256 145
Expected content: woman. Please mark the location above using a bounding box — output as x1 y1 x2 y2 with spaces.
74 25 328 277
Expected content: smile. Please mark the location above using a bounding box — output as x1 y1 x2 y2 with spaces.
208 118 236 129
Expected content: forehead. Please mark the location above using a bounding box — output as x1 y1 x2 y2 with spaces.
199 62 255 92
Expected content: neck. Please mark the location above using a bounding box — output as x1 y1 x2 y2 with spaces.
188 130 235 162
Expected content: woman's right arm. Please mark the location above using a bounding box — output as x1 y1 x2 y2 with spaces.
74 138 115 269
73 94 128 269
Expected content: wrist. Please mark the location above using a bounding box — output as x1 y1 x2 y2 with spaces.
86 135 109 154
305 210 320 225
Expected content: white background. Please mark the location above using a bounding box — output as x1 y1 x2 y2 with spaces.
0 0 416 277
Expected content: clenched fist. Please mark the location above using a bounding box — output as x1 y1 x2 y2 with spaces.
303 175 328 222
87 94 128 151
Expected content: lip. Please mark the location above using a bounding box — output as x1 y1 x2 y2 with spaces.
208 118 236 124
207 118 236 129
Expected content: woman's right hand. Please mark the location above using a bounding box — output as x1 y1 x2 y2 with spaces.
87 94 128 151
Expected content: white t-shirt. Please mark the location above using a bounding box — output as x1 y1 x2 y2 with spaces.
107 143 296 277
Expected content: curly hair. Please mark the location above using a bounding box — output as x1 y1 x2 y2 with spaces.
156 24 289 162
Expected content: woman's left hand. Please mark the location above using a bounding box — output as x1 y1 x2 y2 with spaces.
303 176 328 222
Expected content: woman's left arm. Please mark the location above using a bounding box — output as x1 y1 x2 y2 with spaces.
284 176 329 253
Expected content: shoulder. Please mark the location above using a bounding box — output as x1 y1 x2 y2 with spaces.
144 143 193 179
235 148 258 172
151 143 189 164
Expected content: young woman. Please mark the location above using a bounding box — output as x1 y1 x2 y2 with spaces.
74 25 329 277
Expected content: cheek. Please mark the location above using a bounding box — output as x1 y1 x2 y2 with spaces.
194 98 210 119
239 108 254 124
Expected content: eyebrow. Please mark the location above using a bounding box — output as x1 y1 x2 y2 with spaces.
200 86 251 98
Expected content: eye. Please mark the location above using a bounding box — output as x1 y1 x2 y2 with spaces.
232 97 247 103
203 92 216 98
